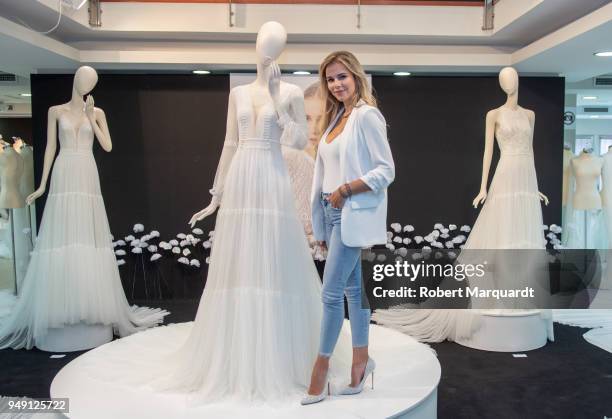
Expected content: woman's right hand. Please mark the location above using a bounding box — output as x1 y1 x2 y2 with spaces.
26 188 45 205
472 190 487 209
188 198 220 228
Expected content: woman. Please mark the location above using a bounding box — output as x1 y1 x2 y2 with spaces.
302 51 395 404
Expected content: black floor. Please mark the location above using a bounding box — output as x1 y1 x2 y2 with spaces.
1 300 611 419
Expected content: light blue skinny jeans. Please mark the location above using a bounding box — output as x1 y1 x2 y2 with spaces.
319 193 370 357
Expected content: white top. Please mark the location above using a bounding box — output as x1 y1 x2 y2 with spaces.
319 132 343 193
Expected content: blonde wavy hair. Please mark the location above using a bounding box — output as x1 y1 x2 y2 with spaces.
318 51 377 134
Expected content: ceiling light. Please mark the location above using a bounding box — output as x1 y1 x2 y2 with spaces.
393 72 412 76
583 96 598 100
19 93 31 97
590 115 599 118
192 70 211 75
293 71 311 75
594 51 612 57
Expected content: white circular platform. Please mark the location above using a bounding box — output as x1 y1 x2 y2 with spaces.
51 322 440 419
455 309 552 352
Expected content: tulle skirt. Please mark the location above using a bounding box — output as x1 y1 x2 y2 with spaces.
0 150 167 350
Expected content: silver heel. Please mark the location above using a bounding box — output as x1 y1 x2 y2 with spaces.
300 373 330 406
339 357 376 396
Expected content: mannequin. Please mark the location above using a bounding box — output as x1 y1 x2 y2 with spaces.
0 66 167 352
601 147 612 246
0 139 25 209
571 151 603 210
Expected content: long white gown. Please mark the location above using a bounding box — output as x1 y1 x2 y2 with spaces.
373 106 554 342
0 110 168 350
153 83 346 402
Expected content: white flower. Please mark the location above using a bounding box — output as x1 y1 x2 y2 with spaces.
460 225 471 233
393 236 403 244
449 224 457 231
376 254 387 262
186 234 195 241
445 241 455 249
422 246 432 250
150 230 160 238
205 256 210 264
553 244 565 250
169 239 179 246
117 259 126 266
385 243 396 251
403 238 412 245
191 238 201 245
396 247 408 257
550 224 562 234
546 233 556 240
414 236 424 244
178 257 189 265
192 228 204 235
183 248 191 257
190 259 201 268
363 251 376 262
115 249 126 256
148 245 158 253
172 247 181 254
177 233 187 239
112 242 118 248
116 240 126 246
434 223 444 230
448 252 457 259
203 241 212 249
139 241 148 248
180 240 189 247
150 253 162 262
395 256 404 263
412 253 423 261
424 235 434 243
132 247 143 254
141 234 151 242
159 241 169 250
130 239 140 247
432 241 444 249
441 228 449 235
133 224 145 233
390 223 402 233
125 235 135 242
387 231 393 242
440 233 450 239
452 235 466 244
403 225 415 233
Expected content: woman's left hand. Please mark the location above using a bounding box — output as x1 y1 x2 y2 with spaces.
328 188 346 209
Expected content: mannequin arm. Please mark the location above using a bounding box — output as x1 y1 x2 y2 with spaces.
526 110 549 206
472 110 496 208
86 95 112 152
277 87 308 150
27 107 58 205
189 89 238 226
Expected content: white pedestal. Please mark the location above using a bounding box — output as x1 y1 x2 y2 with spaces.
455 310 549 352
36 323 113 352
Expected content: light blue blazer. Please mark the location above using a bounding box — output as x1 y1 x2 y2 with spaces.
311 102 395 248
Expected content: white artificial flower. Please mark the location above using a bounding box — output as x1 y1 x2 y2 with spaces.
177 233 187 239
150 253 162 262
431 230 440 238
130 239 140 247
116 240 126 246
396 247 408 257
363 251 376 263
169 239 179 246
452 235 466 244
449 224 457 231
376 254 387 262
414 236 424 244
132 247 143 254
390 223 402 233
141 234 151 242
115 249 126 256
180 240 189 247
434 223 444 231
183 248 191 257
441 228 449 235
403 238 412 245
551 225 562 234
205 256 210 264
172 247 181 254
445 241 455 249
393 236 403 244
139 241 148 248
159 241 168 248
133 224 145 233
387 231 393 242
440 233 450 239
460 225 471 233
411 252 423 261
432 241 444 249
203 241 212 249
150 230 160 238
190 259 201 268
125 235 135 242
192 228 204 235
395 256 404 263
186 234 195 241
546 233 556 240
422 246 432 250
178 257 189 265
424 235 434 243
403 225 415 233
117 259 126 266
148 245 158 253
385 243 396 251
112 242 118 248
448 252 457 259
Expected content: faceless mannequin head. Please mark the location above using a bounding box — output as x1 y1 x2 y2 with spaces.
255 21 287 66
498 67 519 95
73 66 98 96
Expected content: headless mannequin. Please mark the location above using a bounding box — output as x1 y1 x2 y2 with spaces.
571 151 603 210
27 66 112 206
0 140 25 209
189 21 299 226
472 67 549 208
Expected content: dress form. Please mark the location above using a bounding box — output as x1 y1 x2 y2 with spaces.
571 152 603 210
0 142 25 209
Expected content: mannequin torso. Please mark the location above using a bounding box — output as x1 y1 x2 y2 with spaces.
0 144 25 208
571 153 603 210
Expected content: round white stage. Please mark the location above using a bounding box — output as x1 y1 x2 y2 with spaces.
51 322 441 419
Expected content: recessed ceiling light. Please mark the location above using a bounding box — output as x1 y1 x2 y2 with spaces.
19 93 31 97
590 115 600 118
293 71 311 75
583 96 598 100
393 72 412 76
192 70 211 75
594 51 612 57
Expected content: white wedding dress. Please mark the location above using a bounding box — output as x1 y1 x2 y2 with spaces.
373 107 553 342
0 110 168 350
152 83 347 402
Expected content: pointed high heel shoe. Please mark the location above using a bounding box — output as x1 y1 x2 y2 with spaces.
339 357 376 395
300 375 331 405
